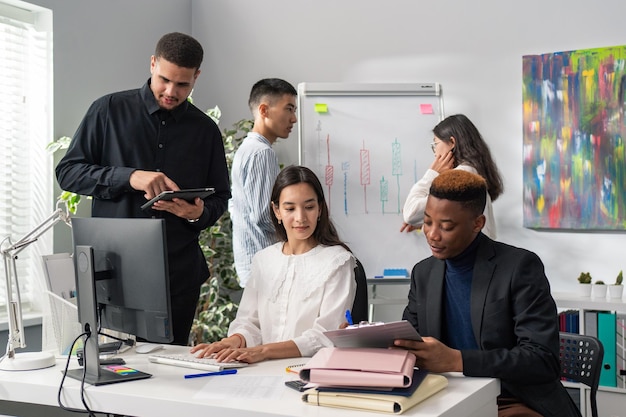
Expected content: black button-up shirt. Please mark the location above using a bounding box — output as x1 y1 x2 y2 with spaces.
56 80 231 298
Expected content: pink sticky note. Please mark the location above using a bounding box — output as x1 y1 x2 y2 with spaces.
420 103 434 114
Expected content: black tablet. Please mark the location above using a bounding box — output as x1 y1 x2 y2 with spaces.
140 187 215 211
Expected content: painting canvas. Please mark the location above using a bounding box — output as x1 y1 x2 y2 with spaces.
522 45 626 230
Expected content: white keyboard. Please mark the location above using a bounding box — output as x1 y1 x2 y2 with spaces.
148 353 248 372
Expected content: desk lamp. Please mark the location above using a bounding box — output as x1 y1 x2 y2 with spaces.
1 200 71 371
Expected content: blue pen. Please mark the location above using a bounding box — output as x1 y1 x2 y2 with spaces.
345 309 354 325
184 369 238 379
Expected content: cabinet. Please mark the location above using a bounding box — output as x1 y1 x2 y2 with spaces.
553 292 626 417
366 278 410 322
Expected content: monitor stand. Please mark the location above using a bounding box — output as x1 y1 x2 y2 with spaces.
64 364 151 386
65 246 151 385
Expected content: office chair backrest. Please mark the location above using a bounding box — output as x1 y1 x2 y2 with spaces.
559 332 604 417
351 259 368 323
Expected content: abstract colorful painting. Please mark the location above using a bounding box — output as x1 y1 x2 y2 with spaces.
522 45 626 230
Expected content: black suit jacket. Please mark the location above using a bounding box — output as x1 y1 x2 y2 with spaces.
402 234 581 417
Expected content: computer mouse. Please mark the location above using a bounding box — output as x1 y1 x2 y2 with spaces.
135 343 165 354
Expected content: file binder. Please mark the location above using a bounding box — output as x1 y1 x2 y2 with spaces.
300 347 416 388
598 311 617 387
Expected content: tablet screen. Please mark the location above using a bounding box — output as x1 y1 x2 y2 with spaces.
140 188 215 211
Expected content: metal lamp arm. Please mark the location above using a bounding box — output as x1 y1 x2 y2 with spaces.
1 200 71 357
3 200 71 256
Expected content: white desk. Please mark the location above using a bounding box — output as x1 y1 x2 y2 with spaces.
0 346 499 417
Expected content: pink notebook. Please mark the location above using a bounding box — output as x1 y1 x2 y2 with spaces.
299 347 416 388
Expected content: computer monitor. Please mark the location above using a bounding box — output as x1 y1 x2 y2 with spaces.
67 217 173 385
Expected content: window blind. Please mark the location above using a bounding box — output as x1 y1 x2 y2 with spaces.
0 1 53 316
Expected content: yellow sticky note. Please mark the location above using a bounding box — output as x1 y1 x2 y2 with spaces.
420 103 434 114
315 103 328 113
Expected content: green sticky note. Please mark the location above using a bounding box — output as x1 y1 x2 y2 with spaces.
315 103 328 113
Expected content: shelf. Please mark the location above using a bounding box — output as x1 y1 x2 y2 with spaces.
598 385 626 394
366 278 411 285
563 380 626 394
367 298 406 305
552 292 626 311
553 291 626 417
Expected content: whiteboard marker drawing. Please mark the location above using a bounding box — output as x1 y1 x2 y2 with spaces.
324 134 334 210
341 161 350 215
391 138 403 214
315 120 323 168
360 140 370 214
380 176 389 214
298 82 444 284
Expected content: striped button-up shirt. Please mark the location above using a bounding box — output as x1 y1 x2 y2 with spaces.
229 132 280 287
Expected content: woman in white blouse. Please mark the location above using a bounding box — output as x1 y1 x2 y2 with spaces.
190 165 356 363
401 114 503 239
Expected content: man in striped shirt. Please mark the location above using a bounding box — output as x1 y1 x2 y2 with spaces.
230 79 298 287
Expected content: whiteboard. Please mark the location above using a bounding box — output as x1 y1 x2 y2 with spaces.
298 83 444 278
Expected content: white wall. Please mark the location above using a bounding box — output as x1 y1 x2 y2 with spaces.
191 0 626 298
33 0 626 302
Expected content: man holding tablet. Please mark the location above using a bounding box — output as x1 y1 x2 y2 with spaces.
56 32 230 345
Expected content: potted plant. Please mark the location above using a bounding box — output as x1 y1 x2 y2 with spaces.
592 279 607 298
577 272 592 297
608 270 624 299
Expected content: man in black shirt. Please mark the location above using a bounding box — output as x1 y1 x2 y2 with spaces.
56 32 231 345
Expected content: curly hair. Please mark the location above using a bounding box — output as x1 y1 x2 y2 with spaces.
155 32 203 70
430 170 487 217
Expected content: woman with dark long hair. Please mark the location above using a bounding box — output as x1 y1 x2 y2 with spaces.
191 165 355 363
401 114 503 239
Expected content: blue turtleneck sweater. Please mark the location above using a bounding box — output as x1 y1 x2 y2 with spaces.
443 234 481 350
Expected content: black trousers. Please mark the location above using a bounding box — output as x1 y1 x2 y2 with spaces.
170 285 202 346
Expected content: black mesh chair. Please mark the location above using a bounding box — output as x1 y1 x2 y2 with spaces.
559 332 604 417
351 259 369 323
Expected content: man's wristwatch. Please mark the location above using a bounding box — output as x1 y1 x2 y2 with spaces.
187 217 200 223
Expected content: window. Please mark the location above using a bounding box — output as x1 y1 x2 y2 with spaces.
0 0 53 318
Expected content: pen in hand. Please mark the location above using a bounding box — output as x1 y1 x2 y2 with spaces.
345 309 354 326
184 369 238 379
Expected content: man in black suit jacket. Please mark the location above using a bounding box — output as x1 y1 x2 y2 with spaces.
395 170 580 417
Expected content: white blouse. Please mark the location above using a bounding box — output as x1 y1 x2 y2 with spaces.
228 242 356 357
402 164 497 239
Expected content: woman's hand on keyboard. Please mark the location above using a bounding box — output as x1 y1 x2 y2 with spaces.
190 333 251 360
190 338 301 364
190 342 268 364
210 346 268 364
190 340 234 358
